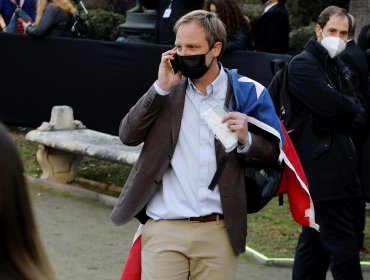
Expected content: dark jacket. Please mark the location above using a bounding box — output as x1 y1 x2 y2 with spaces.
340 40 370 110
340 40 370 202
142 0 204 45
251 3 289 54
111 74 279 253
26 4 71 38
287 36 365 202
357 24 370 71
358 24 370 51
225 27 253 54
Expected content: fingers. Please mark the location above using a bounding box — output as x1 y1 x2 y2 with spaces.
222 112 248 128
161 48 177 62
157 48 181 91
222 112 249 144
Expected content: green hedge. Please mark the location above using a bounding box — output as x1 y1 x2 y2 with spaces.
83 9 125 41
286 0 350 28
289 23 316 55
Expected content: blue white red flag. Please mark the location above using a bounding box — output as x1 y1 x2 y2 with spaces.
227 69 318 230
120 69 319 279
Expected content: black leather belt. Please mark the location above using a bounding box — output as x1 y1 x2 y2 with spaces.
186 213 224 222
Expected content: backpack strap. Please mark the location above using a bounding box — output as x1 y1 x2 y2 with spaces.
270 58 287 76
208 153 230 191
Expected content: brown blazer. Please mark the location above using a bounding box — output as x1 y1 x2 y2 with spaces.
111 74 279 253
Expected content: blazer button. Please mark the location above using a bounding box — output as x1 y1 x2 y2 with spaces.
154 179 159 184
168 155 172 160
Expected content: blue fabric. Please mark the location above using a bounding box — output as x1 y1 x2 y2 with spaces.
226 68 285 146
7 7 32 33
0 0 35 32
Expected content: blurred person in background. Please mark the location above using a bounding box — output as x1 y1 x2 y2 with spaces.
0 0 35 32
142 0 204 45
205 0 253 54
357 24 370 70
0 123 55 280
340 13 370 257
251 0 289 54
22 0 77 37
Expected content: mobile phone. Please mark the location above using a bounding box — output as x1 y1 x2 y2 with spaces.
168 53 180 74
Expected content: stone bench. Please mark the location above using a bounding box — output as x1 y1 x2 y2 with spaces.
26 106 142 183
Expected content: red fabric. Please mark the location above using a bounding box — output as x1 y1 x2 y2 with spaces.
16 18 31 33
120 236 142 280
277 125 313 228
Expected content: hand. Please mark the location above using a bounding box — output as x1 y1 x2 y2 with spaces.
21 20 31 31
156 48 182 92
222 111 249 144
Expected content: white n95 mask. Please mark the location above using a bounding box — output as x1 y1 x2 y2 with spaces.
321 33 346 58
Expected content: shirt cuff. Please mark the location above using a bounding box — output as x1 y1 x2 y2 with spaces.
237 132 252 154
154 82 170 96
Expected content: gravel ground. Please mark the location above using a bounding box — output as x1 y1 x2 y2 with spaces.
29 179 368 280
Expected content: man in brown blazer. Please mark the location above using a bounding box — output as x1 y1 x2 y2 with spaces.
111 10 279 279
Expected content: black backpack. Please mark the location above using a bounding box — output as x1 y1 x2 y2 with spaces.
208 151 283 214
267 58 302 135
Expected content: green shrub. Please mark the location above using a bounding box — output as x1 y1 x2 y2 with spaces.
289 23 315 55
84 9 125 41
286 0 350 29
243 4 263 23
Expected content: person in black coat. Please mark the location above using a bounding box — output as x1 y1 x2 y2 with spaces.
339 13 369 254
251 0 289 54
205 0 253 54
141 0 204 45
357 24 370 71
357 24 370 51
288 6 365 280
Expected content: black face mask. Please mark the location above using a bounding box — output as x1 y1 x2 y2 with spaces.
177 50 213 79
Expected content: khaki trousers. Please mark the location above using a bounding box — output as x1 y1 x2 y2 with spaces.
141 219 239 280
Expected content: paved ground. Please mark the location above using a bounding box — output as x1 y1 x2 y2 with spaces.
28 177 368 280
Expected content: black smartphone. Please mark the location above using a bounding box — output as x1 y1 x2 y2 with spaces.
168 53 180 74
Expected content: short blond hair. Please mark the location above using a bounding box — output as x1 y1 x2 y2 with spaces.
174 10 227 56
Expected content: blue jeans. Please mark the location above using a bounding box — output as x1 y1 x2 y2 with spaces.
7 8 32 33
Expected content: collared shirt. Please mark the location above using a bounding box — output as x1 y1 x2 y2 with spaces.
147 67 228 220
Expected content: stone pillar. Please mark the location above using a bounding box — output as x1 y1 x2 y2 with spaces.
119 10 157 43
37 145 82 183
35 106 85 183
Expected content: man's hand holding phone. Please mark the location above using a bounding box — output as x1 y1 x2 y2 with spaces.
156 48 182 92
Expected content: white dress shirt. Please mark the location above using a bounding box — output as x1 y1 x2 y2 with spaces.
147 68 229 220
